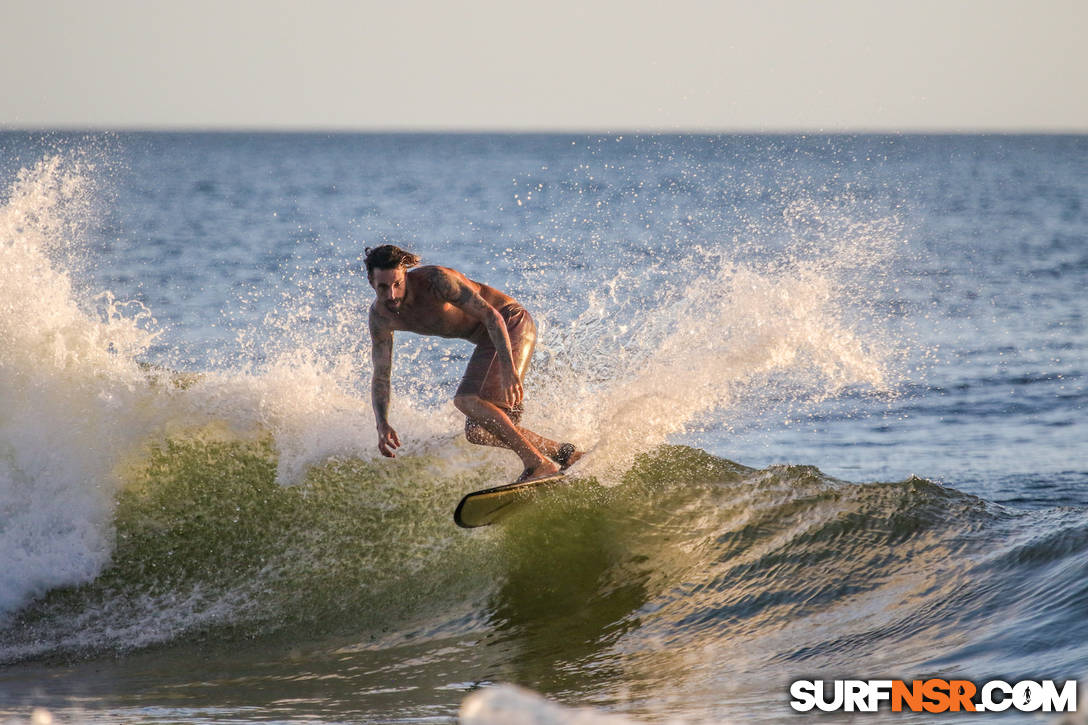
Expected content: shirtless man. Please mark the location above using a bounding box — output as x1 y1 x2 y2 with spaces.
365 244 580 482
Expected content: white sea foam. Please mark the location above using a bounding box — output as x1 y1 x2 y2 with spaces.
527 205 904 481
0 156 160 615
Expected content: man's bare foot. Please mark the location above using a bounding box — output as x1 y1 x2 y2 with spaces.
552 442 583 470
515 458 561 483
560 450 583 469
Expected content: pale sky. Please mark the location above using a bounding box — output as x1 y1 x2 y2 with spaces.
2 0 1086 132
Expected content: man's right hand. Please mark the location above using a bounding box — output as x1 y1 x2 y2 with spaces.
377 423 401 457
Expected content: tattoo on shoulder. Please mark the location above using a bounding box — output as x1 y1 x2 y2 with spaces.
430 268 474 305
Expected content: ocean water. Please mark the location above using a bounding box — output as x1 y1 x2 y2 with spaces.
0 132 1084 723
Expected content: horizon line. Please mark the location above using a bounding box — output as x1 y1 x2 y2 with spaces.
3 124 1088 136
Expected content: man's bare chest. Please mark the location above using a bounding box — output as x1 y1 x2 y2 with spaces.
387 302 480 340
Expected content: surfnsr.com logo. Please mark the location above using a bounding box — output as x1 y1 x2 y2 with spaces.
790 679 1078 713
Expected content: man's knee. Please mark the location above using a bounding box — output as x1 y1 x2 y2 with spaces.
455 395 489 445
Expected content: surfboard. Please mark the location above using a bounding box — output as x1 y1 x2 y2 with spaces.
454 473 568 528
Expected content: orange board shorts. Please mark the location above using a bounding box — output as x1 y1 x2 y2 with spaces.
455 304 537 423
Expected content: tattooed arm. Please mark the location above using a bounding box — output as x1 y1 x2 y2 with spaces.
428 267 522 408
369 308 401 457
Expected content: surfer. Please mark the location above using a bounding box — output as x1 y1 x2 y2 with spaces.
365 244 581 482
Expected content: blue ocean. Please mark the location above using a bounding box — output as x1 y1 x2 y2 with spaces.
0 132 1085 723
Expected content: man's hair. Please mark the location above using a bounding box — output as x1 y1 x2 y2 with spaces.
364 245 420 278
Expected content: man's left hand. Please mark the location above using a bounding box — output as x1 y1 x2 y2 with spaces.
500 368 523 409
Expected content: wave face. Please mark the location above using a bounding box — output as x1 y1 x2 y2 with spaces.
4 440 1087 720
1 133 1085 722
